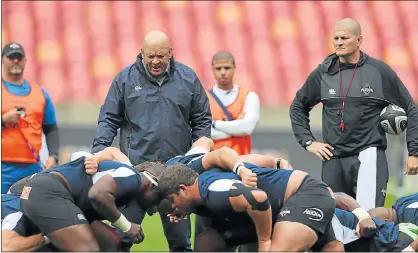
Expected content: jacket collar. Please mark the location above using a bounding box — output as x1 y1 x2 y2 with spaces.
135 53 176 78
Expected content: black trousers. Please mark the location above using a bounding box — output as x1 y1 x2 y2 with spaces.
322 147 389 210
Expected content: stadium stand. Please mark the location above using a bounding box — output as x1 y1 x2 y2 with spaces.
2 1 418 106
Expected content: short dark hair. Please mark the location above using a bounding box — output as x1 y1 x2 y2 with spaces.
211 51 235 66
158 164 198 197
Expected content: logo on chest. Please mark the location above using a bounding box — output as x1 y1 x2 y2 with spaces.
361 84 374 95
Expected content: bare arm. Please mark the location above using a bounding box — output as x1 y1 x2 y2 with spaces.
229 186 272 247
2 230 45 252
95 147 130 163
334 192 361 211
88 167 140 234
201 146 243 171
334 192 377 238
88 175 121 223
240 154 278 168
191 136 214 152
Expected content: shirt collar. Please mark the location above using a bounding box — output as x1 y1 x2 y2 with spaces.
213 84 238 94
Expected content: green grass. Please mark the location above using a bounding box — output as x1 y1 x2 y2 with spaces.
130 177 416 252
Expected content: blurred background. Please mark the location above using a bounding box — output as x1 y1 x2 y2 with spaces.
2 1 418 251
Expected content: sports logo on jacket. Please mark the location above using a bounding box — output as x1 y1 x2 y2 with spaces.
303 208 324 221
361 84 374 95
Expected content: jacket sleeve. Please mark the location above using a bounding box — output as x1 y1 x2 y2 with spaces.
289 68 322 148
189 77 212 142
91 75 125 153
381 65 418 156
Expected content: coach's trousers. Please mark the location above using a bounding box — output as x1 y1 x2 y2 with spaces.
116 200 192 252
322 146 389 210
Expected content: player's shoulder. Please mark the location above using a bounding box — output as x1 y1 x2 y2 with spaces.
113 64 137 85
98 160 135 172
364 56 397 77
174 61 197 77
166 154 200 166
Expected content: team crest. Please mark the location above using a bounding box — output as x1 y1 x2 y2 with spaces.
361 84 374 95
20 186 32 200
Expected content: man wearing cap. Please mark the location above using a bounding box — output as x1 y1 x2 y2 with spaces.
1 42 60 194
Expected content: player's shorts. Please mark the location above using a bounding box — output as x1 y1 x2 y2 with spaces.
276 175 336 236
20 173 89 235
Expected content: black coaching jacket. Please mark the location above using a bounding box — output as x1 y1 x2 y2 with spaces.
92 55 212 165
290 52 418 157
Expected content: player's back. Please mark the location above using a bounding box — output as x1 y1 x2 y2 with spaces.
167 153 294 220
392 192 418 224
244 163 292 214
44 157 137 217
198 163 293 219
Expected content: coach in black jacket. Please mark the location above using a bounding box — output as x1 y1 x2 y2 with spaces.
290 18 418 211
92 30 211 251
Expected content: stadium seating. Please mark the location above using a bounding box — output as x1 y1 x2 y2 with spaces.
2 1 418 105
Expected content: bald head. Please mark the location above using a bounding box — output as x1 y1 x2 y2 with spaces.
141 30 172 76
143 30 171 49
332 18 363 61
334 18 362 36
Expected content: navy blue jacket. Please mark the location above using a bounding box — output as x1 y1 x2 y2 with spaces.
92 55 211 164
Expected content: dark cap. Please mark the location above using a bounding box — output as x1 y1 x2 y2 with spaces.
2 42 25 57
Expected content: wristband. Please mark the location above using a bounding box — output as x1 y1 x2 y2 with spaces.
402 245 414 252
43 236 50 244
352 208 370 222
233 162 245 174
236 166 243 176
112 214 132 232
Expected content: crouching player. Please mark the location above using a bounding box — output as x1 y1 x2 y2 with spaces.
159 144 336 251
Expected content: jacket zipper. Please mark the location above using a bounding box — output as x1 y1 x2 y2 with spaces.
158 84 162 160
